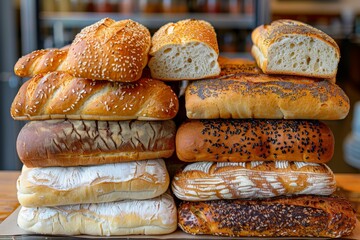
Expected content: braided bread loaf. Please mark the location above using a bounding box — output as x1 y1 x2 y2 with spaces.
14 18 151 82
10 72 178 121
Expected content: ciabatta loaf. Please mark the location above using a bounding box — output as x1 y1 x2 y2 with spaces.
186 73 349 120
14 18 151 82
17 120 175 167
251 19 340 79
176 119 334 163
11 72 178 121
18 192 177 236
17 159 169 207
172 161 336 201
149 19 220 80
178 195 356 238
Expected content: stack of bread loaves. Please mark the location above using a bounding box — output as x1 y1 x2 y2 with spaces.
173 19 357 237
10 18 179 236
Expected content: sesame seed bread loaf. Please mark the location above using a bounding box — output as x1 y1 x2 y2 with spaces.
17 159 169 207
178 195 356 238
185 71 349 120
251 19 340 79
18 192 177 236
148 19 220 80
14 18 151 82
16 120 176 167
10 72 178 121
172 161 336 201
176 119 334 163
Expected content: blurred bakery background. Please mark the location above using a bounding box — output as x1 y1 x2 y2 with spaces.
1 0 360 172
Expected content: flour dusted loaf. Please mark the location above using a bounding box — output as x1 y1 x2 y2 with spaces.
11 72 178 121
186 71 349 120
178 195 356 238
18 192 177 236
14 18 151 82
149 19 220 80
176 119 334 163
172 161 335 201
17 159 169 207
17 120 176 167
251 19 340 79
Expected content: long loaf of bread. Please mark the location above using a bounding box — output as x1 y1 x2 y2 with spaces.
17 120 176 167
18 192 177 236
17 159 169 207
186 70 349 120
14 18 151 82
176 119 334 163
11 72 178 121
172 161 336 201
178 195 356 238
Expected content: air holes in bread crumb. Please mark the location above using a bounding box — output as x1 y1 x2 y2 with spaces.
187 58 192 63
210 61 215 68
163 48 172 54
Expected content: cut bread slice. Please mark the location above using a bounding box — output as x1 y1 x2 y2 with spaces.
251 19 340 79
149 19 220 80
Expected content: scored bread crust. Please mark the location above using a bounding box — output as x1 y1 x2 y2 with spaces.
18 192 177 236
176 119 334 163
149 19 220 80
178 195 356 238
172 161 336 201
17 159 170 207
14 18 151 82
16 120 176 167
251 19 340 79
10 72 179 121
185 72 349 120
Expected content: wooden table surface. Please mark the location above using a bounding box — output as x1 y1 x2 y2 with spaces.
0 171 359 223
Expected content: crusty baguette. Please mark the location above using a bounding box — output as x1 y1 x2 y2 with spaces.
176 119 334 163
14 18 151 82
17 120 176 167
18 192 177 236
17 159 169 207
172 161 336 201
178 195 356 238
10 72 179 121
149 19 220 80
186 72 349 120
251 19 340 79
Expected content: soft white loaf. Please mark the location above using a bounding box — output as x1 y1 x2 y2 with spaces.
17 193 177 236
251 19 340 79
172 161 336 201
17 159 169 207
149 19 220 80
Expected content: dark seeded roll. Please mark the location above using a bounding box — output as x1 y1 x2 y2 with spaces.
176 119 334 163
178 195 357 238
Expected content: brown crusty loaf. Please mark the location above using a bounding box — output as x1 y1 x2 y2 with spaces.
17 120 176 167
185 72 349 120
178 195 356 238
251 19 340 79
14 18 151 82
10 72 179 121
172 161 336 201
17 159 169 207
176 119 334 163
18 192 177 236
148 19 220 80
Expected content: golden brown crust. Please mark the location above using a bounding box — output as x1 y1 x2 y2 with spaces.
186 72 349 120
251 19 340 58
10 72 179 121
17 120 176 167
178 195 357 238
14 18 151 82
149 19 219 56
176 119 334 163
